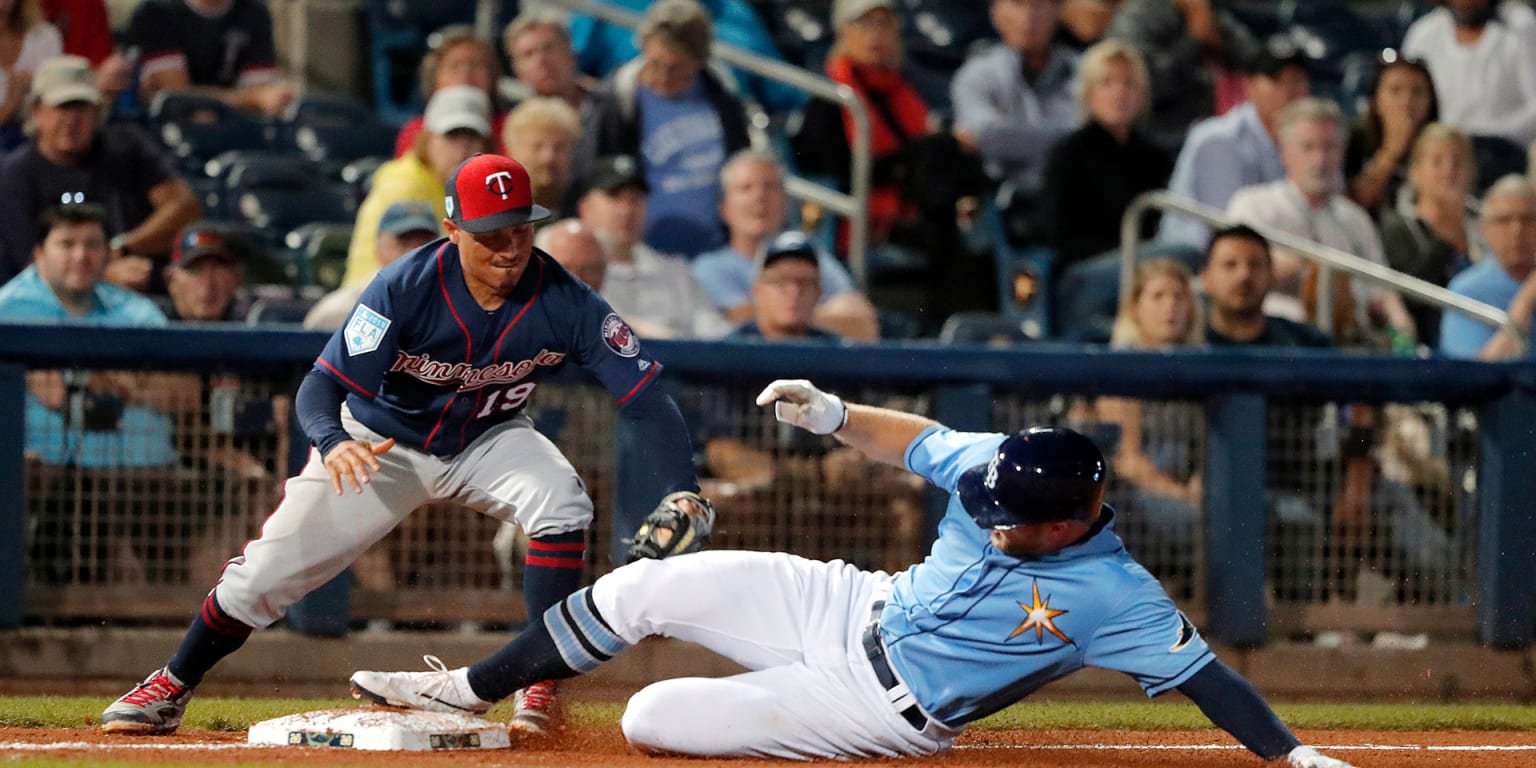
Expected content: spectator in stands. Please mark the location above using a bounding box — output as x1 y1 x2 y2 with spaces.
502 9 595 118
0 0 61 148
0 204 181 468
340 85 493 288
1201 224 1329 348
1159 39 1309 247
1441 175 1536 360
693 150 881 341
580 0 750 258
126 0 295 117
503 97 582 216
38 0 127 100
566 0 803 115
575 155 731 339
1379 124 1481 350
1402 0 1536 148
1226 98 1417 349
1056 0 1120 51
305 202 439 331
0 55 200 290
1091 258 1203 587
1042 40 1171 270
163 224 244 323
1344 52 1438 217
394 27 506 158
733 231 840 341
951 0 1079 194
536 218 607 291
1105 0 1258 153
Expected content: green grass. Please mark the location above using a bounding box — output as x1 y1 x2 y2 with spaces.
3 696 1534 734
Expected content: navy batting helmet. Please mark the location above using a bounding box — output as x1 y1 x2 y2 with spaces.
956 427 1107 528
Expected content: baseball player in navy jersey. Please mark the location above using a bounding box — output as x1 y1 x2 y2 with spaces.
349 379 1357 766
101 154 711 736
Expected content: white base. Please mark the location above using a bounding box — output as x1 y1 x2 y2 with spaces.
247 708 512 751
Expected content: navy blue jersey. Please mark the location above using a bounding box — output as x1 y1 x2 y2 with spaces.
316 240 662 457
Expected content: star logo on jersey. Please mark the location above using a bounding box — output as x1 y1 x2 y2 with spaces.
601 313 640 357
485 171 515 200
344 303 391 357
1008 580 1072 645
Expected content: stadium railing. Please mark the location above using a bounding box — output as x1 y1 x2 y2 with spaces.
0 326 1530 648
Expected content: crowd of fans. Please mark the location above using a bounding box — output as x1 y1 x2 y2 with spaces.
0 0 1530 360
2 0 1521 628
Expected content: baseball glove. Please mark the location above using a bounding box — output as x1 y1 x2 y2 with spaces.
625 491 716 562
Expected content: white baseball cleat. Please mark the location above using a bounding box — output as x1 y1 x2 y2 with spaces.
349 655 492 715
101 667 194 734
509 680 559 735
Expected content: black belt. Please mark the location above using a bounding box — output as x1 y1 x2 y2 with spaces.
862 604 927 731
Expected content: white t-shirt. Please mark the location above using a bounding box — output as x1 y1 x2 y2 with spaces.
1403 7 1536 145
0 23 64 108
1226 180 1392 330
602 244 733 339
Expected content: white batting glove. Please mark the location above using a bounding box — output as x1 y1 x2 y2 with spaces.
754 379 847 435
1285 746 1355 768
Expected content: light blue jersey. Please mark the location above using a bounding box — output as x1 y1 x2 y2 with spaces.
882 426 1215 727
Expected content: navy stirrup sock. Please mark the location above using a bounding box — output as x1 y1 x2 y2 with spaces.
520 530 586 618
166 593 253 687
467 587 629 703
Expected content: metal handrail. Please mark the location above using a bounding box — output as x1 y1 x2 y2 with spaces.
550 0 873 284
1119 190 1524 351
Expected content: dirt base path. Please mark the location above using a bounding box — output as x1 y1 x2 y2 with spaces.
2 726 1533 766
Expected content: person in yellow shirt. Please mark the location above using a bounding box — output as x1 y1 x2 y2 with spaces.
341 85 494 287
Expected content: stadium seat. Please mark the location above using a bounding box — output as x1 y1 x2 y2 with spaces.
900 0 995 111
280 94 398 164
339 155 390 205
365 0 480 126
285 223 354 291
148 91 269 176
245 295 320 325
937 312 1034 345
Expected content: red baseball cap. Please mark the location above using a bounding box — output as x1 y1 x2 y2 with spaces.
445 154 551 233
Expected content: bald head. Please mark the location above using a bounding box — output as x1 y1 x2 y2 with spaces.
537 219 607 290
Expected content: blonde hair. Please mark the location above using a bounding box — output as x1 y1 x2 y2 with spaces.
638 0 713 63
503 8 571 54
419 29 501 100
1110 258 1203 349
503 97 582 149
1075 40 1149 118
1409 122 1475 181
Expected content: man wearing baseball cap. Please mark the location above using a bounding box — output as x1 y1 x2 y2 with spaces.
103 153 714 739
576 155 730 339
0 55 200 289
305 202 440 331
164 224 247 323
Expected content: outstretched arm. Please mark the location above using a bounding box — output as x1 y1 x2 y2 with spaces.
755 379 936 468
1177 661 1355 767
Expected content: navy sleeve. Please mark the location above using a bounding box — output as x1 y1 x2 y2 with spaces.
295 367 351 456
1175 660 1301 760
617 380 700 498
565 280 665 405
314 276 401 398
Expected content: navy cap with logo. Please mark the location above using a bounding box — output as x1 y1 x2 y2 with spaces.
444 154 551 233
171 224 243 267
956 427 1107 529
582 155 649 197
377 201 440 238
752 230 821 278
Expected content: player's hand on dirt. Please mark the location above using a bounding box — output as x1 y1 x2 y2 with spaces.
1284 745 1356 768
755 379 846 435
322 438 396 495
